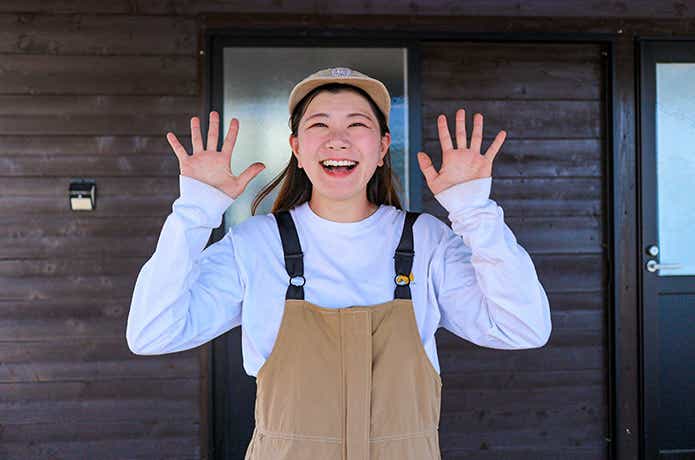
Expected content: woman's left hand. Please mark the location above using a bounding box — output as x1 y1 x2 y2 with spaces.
417 108 507 196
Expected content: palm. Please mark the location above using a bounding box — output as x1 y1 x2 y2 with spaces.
166 111 265 199
417 109 506 195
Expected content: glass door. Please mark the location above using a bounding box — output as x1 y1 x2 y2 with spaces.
639 40 695 459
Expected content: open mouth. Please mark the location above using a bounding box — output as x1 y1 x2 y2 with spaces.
320 160 358 177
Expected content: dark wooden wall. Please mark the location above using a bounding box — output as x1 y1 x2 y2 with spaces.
0 6 204 460
421 42 608 459
4 1 691 459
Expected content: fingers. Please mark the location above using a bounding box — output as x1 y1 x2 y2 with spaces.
485 130 507 162
221 118 240 158
455 109 467 150
470 113 483 153
206 111 220 152
437 115 454 153
191 116 204 153
166 132 188 162
236 162 266 188
416 152 438 184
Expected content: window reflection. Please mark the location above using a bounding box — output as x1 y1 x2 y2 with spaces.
655 63 695 276
222 47 409 229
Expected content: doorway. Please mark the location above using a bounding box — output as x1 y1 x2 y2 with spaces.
639 40 695 459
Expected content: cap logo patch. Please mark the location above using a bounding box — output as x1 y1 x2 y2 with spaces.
330 67 353 77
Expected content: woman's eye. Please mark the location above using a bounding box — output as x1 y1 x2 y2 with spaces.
307 122 368 128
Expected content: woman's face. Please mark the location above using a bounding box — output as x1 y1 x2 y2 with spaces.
289 90 391 203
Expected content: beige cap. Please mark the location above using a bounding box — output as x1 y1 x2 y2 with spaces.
288 67 392 124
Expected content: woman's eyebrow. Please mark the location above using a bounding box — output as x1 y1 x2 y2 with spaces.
304 112 373 122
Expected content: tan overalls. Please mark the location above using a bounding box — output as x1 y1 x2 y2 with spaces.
244 210 443 460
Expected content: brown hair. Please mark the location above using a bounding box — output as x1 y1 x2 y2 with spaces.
250 83 403 215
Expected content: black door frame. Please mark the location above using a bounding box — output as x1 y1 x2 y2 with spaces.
201 28 622 459
638 39 695 459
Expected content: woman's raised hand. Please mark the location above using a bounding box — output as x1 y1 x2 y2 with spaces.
417 108 506 196
167 111 266 199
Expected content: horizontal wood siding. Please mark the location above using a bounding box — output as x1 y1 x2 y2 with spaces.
0 4 632 460
0 10 203 460
420 42 609 459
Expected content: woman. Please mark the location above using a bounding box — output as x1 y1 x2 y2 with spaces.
126 67 552 459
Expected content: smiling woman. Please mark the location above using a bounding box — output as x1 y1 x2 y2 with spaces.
126 66 551 460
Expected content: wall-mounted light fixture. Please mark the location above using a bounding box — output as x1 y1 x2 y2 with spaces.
69 179 96 211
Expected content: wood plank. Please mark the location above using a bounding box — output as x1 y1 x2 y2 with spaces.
504 215 603 255
0 216 163 258
0 274 142 303
423 62 601 100
0 134 188 155
439 327 603 351
0 378 198 402
426 177 602 218
423 100 601 139
0 153 179 176
0 419 198 443
0 195 177 216
549 309 604 331
0 1 130 13
0 55 196 95
442 368 604 390
0 339 200 382
0 115 191 136
0 258 146 277
422 139 602 178
441 402 604 435
0 14 196 55
422 42 602 62
0 176 180 215
2 177 178 195
440 422 604 450
441 384 604 414
439 447 606 460
533 254 604 293
0 298 130 323
0 437 200 460
0 95 198 115
544 290 604 312
437 342 603 373
1 317 128 341
0 400 198 425
131 0 695 18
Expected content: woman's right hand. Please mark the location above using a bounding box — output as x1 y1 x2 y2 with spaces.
167 111 266 199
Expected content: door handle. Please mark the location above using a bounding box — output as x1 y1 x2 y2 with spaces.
646 260 683 272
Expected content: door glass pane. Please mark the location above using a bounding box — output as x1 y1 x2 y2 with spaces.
655 63 695 276
221 47 408 230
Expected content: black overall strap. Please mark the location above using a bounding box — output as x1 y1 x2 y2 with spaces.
394 211 420 300
274 210 305 300
274 208 420 301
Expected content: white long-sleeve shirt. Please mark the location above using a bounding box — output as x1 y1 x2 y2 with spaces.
126 175 552 377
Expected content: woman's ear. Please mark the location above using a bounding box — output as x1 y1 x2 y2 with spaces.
378 132 391 166
289 134 302 169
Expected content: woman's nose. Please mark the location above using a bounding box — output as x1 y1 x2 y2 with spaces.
326 132 351 150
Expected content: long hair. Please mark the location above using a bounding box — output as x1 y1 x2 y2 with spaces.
250 83 403 215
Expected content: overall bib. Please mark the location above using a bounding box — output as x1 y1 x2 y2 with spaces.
244 210 443 460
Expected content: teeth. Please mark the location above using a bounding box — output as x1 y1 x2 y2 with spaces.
321 159 357 167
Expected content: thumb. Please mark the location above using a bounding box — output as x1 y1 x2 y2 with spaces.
416 152 438 184
236 162 266 189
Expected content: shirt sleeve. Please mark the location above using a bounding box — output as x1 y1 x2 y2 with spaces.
126 175 245 355
431 177 552 349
